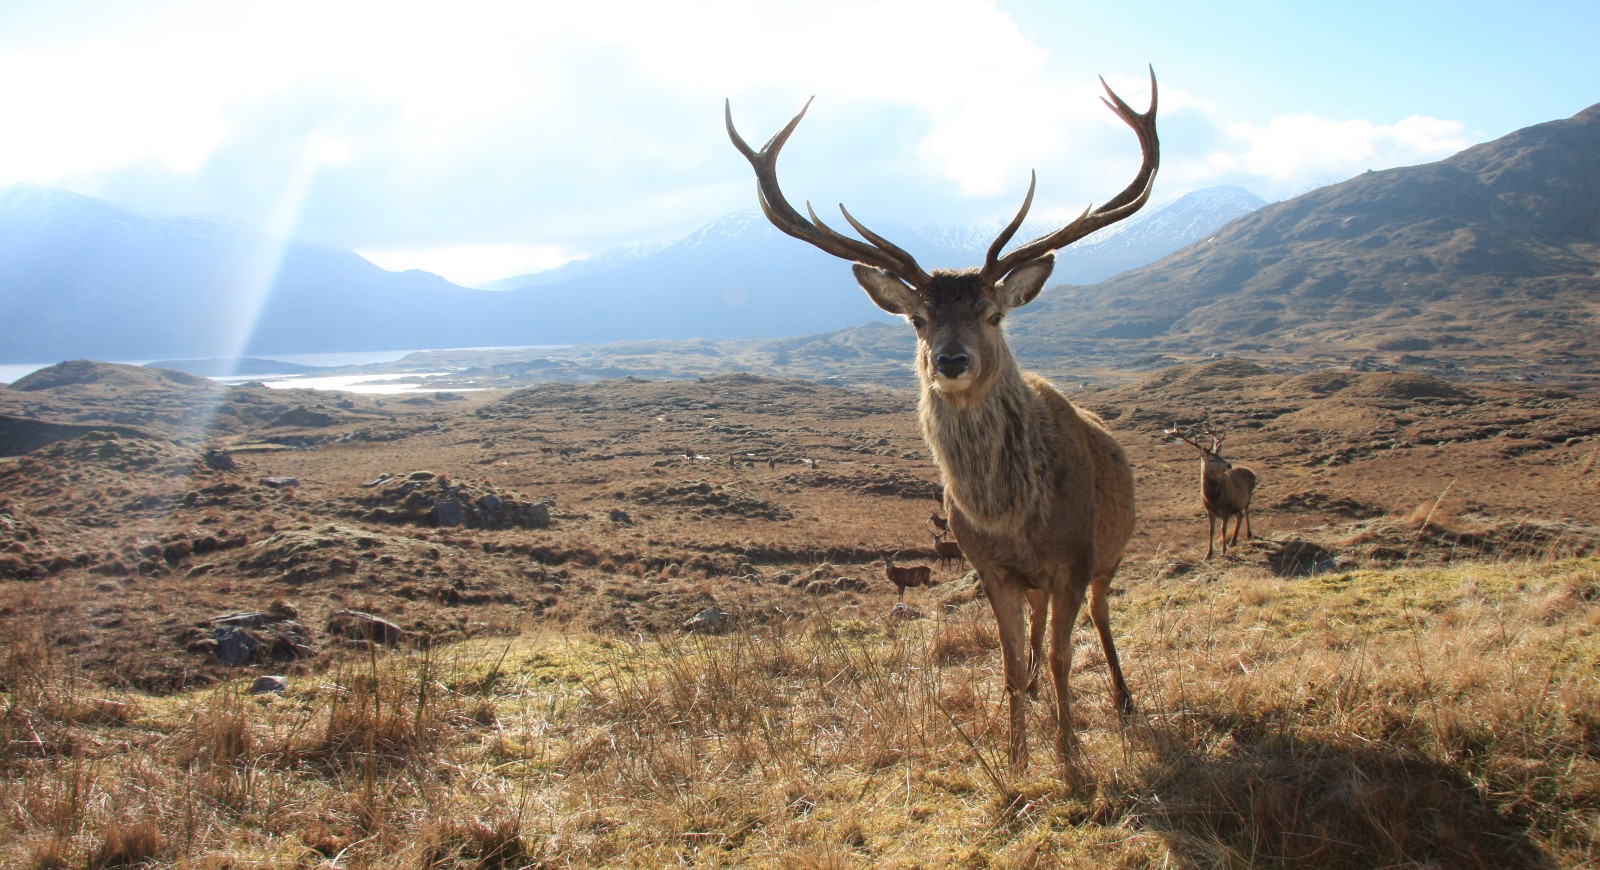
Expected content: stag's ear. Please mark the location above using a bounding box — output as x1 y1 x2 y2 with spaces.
995 254 1055 311
853 264 919 315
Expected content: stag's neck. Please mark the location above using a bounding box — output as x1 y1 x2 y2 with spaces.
917 363 1051 537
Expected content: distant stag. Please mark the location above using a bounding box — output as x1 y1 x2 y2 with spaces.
882 554 934 601
926 510 950 537
1166 424 1258 558
729 69 1157 773
932 533 966 572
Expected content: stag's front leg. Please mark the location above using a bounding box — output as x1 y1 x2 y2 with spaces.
1205 513 1217 559
982 572 1033 773
1049 562 1090 767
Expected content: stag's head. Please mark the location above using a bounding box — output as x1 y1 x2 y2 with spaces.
1166 424 1233 476
727 70 1159 401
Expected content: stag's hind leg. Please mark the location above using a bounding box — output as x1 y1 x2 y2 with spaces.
1089 563 1135 716
1227 512 1246 549
1025 587 1047 695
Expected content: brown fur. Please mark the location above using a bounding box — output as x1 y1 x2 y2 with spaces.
932 535 966 571
1169 426 1259 558
882 555 933 601
901 272 1137 770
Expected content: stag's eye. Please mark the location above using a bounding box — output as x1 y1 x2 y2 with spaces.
909 315 926 330
987 312 1004 327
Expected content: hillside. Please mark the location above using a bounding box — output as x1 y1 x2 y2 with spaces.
1009 103 1600 384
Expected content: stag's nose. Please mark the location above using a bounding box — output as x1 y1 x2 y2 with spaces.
934 353 970 378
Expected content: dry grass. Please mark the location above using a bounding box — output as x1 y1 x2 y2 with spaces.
2 557 1597 867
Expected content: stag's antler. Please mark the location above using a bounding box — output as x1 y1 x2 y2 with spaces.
725 98 933 289
981 67 1160 282
1165 423 1210 454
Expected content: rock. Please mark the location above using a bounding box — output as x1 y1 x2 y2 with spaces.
208 611 317 666
260 476 299 489
249 675 288 695
889 602 925 620
326 609 404 646
432 498 466 527
213 625 261 665
203 448 237 471
211 611 266 630
683 605 727 634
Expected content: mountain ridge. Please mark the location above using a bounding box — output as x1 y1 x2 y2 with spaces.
0 182 1262 361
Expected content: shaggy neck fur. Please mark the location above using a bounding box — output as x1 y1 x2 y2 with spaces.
917 353 1051 538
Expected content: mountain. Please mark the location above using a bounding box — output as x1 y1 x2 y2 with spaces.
480 185 1265 299
999 102 1600 379
477 242 669 291
0 185 504 360
0 183 1262 362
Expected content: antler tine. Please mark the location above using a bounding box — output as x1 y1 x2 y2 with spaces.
982 171 1037 277
982 66 1160 282
726 98 932 288
1166 423 1207 452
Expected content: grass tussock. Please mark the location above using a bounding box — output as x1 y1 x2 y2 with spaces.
1 558 1597 867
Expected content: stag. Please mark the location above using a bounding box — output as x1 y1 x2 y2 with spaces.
882 554 934 601
728 69 1157 773
933 532 966 572
1166 424 1258 558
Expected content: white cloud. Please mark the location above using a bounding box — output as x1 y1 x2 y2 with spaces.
358 243 569 288
1172 110 1475 200
0 0 1501 279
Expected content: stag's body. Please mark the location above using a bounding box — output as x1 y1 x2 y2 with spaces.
1169 426 1258 558
932 533 966 572
921 323 1136 767
882 555 933 601
728 69 1158 774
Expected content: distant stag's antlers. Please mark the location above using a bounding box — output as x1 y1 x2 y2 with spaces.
729 69 1157 775
1166 424 1258 558
882 553 933 601
926 510 950 537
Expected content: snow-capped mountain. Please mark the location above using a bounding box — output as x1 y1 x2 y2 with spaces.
489 185 1267 295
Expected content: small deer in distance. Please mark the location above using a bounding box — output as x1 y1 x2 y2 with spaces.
729 68 1158 774
882 553 933 601
932 531 966 572
928 509 966 570
1166 423 1258 559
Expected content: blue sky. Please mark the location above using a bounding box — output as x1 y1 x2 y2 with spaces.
1 0 1594 287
